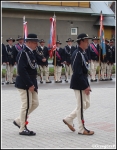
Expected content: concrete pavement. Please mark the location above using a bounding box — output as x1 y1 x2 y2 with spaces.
1 76 116 149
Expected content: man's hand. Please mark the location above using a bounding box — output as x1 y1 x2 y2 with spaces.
42 58 46 62
84 87 91 95
29 85 35 92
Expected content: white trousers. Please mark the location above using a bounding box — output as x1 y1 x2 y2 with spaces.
107 63 113 79
90 60 99 80
65 64 73 81
6 64 14 83
54 66 62 81
100 62 108 79
14 89 39 132
39 65 50 82
64 90 90 133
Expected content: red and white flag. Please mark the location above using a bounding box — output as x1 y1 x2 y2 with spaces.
48 15 56 58
23 16 28 40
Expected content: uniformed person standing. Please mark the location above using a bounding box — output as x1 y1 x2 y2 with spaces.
88 36 100 82
13 33 39 136
99 39 109 81
63 38 76 82
5 37 16 84
37 39 51 83
2 42 8 84
106 39 115 80
63 33 94 135
52 40 64 83
13 35 25 75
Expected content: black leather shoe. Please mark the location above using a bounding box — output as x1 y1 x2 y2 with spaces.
40 81 43 84
65 80 68 83
57 80 62 83
94 79 97 82
10 82 15 84
46 81 52 83
55 81 58 83
13 120 20 128
2 82 4 85
99 79 105 81
110 78 113 80
90 79 94 82
19 129 36 136
6 82 9 84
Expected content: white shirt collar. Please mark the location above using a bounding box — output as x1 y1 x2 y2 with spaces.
26 45 33 52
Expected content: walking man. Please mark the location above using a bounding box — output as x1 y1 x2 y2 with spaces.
13 33 39 136
63 33 94 135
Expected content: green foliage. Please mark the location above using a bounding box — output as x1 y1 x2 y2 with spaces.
2 64 115 77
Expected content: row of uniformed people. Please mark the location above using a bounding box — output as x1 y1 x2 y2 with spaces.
2 35 115 85
2 36 76 84
85 37 115 81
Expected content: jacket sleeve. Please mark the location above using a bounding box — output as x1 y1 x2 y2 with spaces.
17 51 34 88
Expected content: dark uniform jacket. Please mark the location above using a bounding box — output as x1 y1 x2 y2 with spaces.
70 47 90 90
15 46 38 91
52 47 64 66
87 43 100 61
63 45 76 65
100 44 109 63
2 43 8 63
12 43 25 62
35 46 49 66
106 45 113 64
6 44 15 66
112 45 115 63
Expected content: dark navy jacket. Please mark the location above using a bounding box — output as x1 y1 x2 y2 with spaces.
112 46 115 63
35 46 49 66
87 43 100 61
6 44 15 65
12 43 25 62
2 43 8 63
70 47 90 90
52 47 64 66
100 44 109 63
106 45 113 64
15 46 38 91
63 45 76 64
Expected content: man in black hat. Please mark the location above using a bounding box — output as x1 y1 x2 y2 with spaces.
63 38 76 82
63 33 94 135
87 36 100 82
12 35 25 75
52 40 64 83
5 37 16 84
13 33 39 136
36 39 51 83
106 39 115 80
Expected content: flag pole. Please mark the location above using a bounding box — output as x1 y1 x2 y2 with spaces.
98 11 102 80
54 12 57 81
23 16 25 42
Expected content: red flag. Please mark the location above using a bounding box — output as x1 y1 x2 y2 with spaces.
48 15 56 58
23 16 28 41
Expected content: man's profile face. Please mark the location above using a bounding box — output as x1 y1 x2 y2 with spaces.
82 39 89 50
28 41 38 50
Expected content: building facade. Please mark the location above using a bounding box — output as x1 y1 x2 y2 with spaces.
2 1 115 46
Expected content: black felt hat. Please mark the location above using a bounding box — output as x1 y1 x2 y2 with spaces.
25 33 39 42
6 37 15 42
92 36 100 41
39 39 45 43
66 38 74 42
105 38 109 43
16 35 24 41
56 40 62 44
76 33 92 42
109 39 114 43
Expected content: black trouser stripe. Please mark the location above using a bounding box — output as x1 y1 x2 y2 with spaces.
80 90 84 125
25 89 30 129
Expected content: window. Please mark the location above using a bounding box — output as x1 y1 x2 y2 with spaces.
71 28 77 35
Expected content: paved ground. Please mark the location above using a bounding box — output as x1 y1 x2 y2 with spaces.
1 75 116 149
